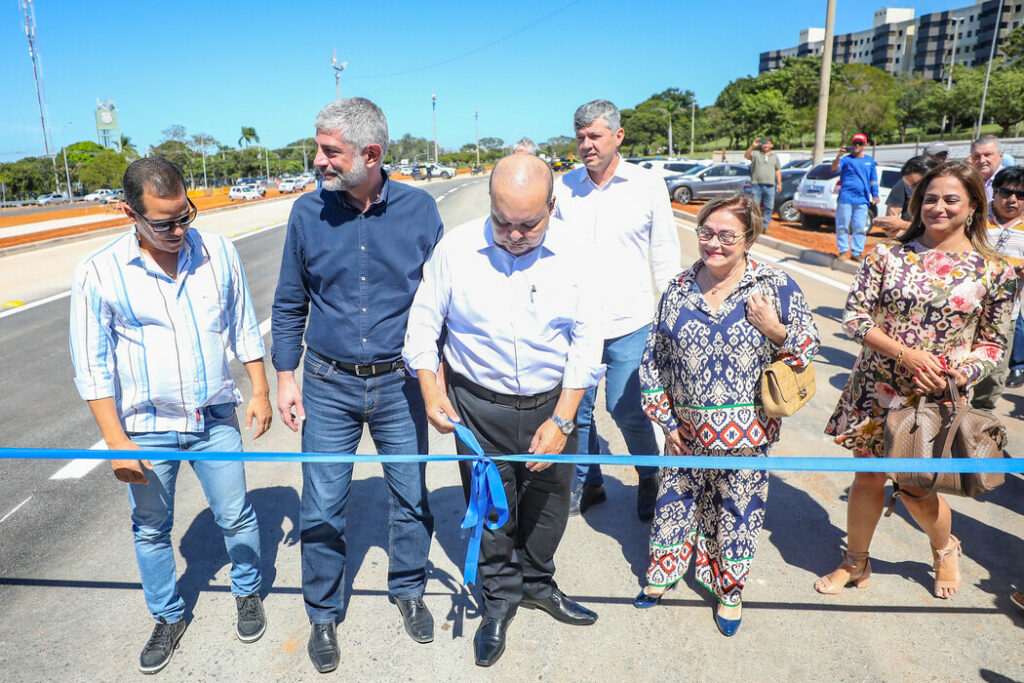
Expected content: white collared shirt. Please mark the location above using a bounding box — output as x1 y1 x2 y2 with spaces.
70 228 264 433
553 155 681 339
403 217 604 396
988 212 1024 318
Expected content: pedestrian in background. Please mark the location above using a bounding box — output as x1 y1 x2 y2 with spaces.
968 136 1002 201
405 154 603 667
634 194 818 637
831 133 878 262
271 98 443 674
70 156 272 674
744 136 782 234
513 137 537 154
553 99 681 521
923 141 950 164
973 165 1024 406
820 162 1015 600
873 155 939 239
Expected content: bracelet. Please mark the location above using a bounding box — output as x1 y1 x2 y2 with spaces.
895 345 905 368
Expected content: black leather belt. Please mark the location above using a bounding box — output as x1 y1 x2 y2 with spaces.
451 373 561 409
308 348 405 377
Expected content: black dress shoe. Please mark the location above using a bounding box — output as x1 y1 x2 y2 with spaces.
521 588 597 625
1008 368 1024 388
474 616 512 667
637 475 658 522
307 623 340 674
394 596 434 643
570 483 606 516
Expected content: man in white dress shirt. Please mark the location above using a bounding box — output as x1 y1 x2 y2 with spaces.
553 99 681 520
404 154 604 667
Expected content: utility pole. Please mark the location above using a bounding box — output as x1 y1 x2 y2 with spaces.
264 146 271 181
812 0 837 165
432 91 439 163
977 0 1006 136
60 122 72 197
940 16 964 138
20 0 59 189
302 140 309 172
690 99 696 155
475 109 480 165
331 48 347 100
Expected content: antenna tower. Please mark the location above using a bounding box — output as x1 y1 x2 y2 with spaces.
20 0 59 187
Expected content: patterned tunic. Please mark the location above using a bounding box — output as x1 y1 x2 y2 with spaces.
825 240 1016 457
639 259 819 605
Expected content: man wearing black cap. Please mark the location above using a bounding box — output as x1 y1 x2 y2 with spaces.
745 137 782 233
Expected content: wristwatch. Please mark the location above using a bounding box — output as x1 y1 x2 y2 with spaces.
550 414 576 435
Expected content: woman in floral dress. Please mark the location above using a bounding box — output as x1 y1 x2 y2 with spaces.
819 162 1016 599
635 194 819 636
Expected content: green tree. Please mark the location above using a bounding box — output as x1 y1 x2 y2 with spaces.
980 60 1024 135
119 134 139 160
829 63 896 142
893 73 941 142
64 141 106 165
0 155 55 198
79 151 128 190
238 126 259 148
1002 23 1024 61
735 89 795 142
478 137 505 152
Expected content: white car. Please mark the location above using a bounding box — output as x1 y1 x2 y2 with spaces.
229 185 260 201
793 162 903 229
83 189 115 202
278 178 300 193
631 158 709 178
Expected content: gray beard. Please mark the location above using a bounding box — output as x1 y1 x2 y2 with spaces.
322 158 369 192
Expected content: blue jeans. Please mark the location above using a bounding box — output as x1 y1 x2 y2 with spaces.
750 184 775 230
299 353 433 623
576 325 659 487
1012 312 1024 372
126 402 261 623
835 202 869 256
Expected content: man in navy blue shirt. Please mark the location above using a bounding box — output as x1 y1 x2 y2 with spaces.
830 133 878 262
271 98 444 674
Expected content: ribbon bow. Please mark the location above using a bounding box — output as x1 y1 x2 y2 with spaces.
449 420 509 585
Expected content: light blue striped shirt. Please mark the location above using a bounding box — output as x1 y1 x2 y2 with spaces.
70 228 264 433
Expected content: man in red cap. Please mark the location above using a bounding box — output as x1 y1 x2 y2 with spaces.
830 133 878 262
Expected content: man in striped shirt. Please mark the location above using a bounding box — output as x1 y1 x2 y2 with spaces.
69 157 272 675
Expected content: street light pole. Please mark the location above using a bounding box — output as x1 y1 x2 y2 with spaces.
940 16 964 137
432 91 438 163
60 121 72 198
690 99 696 155
331 49 347 100
475 109 480 166
977 0 1006 136
812 0 837 165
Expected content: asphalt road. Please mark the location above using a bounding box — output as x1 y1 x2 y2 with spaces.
0 174 1022 681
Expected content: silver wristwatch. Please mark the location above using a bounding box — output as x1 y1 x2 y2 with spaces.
550 414 576 435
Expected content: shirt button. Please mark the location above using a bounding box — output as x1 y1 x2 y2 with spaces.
362 338 367 343
361 307 367 312
361 276 366 281
360 245 366 251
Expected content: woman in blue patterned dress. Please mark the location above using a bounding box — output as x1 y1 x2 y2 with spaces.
635 194 819 636
819 162 1015 599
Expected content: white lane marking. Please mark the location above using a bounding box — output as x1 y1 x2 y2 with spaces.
52 314 274 480
0 222 287 320
0 496 31 524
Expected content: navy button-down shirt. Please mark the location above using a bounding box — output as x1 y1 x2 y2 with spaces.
271 172 444 370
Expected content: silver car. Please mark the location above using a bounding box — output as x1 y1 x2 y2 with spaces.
665 164 751 204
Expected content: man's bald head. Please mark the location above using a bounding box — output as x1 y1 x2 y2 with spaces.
489 154 554 205
488 154 556 256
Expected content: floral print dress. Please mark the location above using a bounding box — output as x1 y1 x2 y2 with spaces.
639 259 819 606
826 240 1016 457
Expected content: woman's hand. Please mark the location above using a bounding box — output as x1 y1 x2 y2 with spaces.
903 347 949 394
746 292 786 345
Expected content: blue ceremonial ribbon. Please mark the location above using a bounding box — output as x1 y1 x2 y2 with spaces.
2 448 1022 473
449 421 510 585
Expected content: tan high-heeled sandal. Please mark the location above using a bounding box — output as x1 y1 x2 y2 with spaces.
931 535 962 599
814 550 871 594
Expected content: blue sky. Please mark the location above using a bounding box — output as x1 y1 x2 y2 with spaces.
1 0 961 162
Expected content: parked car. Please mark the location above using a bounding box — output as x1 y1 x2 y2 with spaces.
548 157 576 172
782 158 813 169
397 165 413 176
412 162 455 180
83 188 115 202
104 188 125 203
792 162 902 229
633 159 709 178
741 168 808 223
36 192 70 205
229 185 261 201
665 163 751 204
278 178 301 193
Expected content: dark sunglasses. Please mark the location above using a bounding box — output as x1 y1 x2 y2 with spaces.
851 141 866 146
995 187 1024 200
133 196 198 232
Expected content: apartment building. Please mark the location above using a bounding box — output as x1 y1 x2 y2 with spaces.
759 1 1024 80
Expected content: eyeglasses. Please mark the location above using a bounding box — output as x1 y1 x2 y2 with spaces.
995 187 1024 200
696 226 742 245
132 196 198 232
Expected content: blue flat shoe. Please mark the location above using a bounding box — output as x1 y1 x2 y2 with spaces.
714 606 741 636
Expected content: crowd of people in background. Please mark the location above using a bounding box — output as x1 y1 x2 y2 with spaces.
66 95 1023 675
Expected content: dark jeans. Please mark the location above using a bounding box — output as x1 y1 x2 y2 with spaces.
299 352 433 623
449 376 576 620
1012 312 1024 372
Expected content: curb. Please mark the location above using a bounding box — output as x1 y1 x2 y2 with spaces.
673 209 860 276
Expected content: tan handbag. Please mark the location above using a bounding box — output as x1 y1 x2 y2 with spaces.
761 360 816 417
882 376 1006 516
